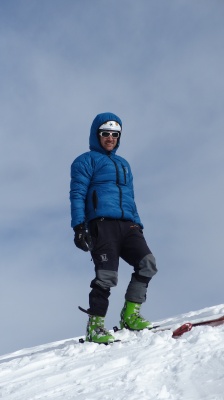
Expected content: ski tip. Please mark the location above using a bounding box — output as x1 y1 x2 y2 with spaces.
172 323 193 338
78 306 90 314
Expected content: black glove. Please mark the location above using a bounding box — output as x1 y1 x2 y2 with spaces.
74 223 93 252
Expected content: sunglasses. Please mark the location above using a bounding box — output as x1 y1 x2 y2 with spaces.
99 131 120 138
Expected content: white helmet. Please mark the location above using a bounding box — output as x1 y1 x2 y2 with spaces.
99 120 121 131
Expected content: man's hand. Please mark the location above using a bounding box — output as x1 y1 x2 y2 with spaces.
74 223 93 252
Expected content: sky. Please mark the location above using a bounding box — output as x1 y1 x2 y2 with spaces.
0 0 224 356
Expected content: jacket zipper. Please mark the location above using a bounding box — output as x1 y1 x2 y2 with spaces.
122 165 127 184
108 156 124 218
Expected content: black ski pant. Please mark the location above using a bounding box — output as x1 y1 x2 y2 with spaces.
88 218 157 317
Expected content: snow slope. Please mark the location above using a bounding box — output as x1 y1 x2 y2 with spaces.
1 304 224 400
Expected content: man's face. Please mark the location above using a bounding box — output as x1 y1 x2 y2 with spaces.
99 132 118 151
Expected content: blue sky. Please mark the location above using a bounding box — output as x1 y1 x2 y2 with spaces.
0 0 224 355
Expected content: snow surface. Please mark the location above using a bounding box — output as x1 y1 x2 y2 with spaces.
1 305 224 400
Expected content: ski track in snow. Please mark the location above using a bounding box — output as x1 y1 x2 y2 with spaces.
0 305 224 400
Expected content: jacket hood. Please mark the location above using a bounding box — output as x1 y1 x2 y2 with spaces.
89 112 122 154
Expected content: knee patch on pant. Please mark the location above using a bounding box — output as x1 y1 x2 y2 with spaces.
94 270 118 291
138 253 157 279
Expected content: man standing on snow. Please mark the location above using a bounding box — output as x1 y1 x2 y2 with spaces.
70 112 157 343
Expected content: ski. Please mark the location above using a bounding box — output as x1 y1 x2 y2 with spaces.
113 324 160 332
172 315 224 337
79 338 121 345
78 306 224 343
113 315 224 338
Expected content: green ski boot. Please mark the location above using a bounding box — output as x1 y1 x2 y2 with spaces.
120 300 153 330
86 315 115 344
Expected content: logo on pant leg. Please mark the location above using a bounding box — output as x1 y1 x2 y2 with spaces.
100 254 108 262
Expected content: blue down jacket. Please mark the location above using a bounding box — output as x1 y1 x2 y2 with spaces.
70 112 143 228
